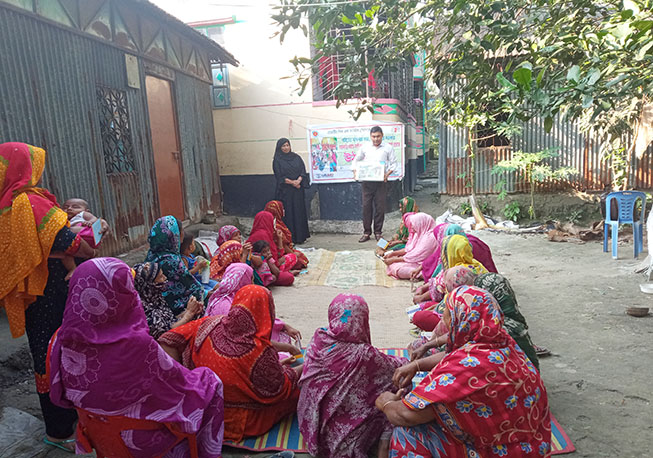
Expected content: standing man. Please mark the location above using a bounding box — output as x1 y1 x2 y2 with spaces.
354 126 398 242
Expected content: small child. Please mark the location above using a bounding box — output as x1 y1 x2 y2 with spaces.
181 233 217 292
59 198 109 280
62 198 109 238
248 240 279 286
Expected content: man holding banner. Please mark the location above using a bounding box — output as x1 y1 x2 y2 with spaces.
354 126 398 242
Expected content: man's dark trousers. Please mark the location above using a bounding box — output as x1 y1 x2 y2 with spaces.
361 181 386 236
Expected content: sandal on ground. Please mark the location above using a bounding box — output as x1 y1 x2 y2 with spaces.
409 327 421 338
43 437 75 453
266 452 295 458
359 234 371 243
535 345 552 357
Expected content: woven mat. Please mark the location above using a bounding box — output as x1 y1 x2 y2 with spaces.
293 249 402 288
224 348 574 455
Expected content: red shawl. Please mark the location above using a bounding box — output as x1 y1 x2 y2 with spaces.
246 211 281 260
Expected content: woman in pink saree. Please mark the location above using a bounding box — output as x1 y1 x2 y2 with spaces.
298 294 407 458
385 212 438 279
48 258 224 457
204 263 254 317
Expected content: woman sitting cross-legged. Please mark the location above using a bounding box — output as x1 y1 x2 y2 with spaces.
377 285 551 457
159 285 302 442
48 258 224 457
385 212 438 280
298 294 407 458
133 262 203 339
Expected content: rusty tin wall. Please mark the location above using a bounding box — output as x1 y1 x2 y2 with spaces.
0 5 221 254
174 72 222 221
439 114 653 195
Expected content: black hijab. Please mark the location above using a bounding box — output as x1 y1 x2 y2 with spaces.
272 138 309 187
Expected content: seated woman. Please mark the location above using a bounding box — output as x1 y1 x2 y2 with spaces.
412 234 489 305
474 273 541 370
249 240 296 287
217 225 242 246
410 265 478 350
416 224 498 282
48 258 224 457
298 294 407 458
377 285 551 457
246 211 296 285
145 216 207 314
382 196 419 254
159 285 302 442
265 200 309 270
209 240 252 281
204 263 254 316
133 262 203 339
384 213 438 280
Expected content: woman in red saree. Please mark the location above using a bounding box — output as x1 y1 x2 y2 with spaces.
246 211 296 286
159 285 302 442
264 200 309 269
377 285 551 457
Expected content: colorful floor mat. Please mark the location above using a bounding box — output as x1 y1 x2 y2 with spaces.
224 349 575 455
293 249 402 288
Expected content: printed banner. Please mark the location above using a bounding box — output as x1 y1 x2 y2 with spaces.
306 122 404 183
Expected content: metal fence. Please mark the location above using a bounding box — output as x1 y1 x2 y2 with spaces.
439 115 653 195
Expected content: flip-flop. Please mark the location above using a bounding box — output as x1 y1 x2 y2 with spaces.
43 437 75 453
534 345 552 357
409 328 421 338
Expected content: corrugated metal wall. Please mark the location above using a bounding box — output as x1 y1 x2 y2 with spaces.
174 72 222 220
439 113 653 195
0 5 221 254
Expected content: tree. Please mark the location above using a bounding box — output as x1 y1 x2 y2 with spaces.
492 148 578 219
273 0 653 209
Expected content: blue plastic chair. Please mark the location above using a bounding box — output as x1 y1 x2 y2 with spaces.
603 191 647 259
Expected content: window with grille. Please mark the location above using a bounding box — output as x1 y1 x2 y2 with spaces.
96 86 136 174
211 63 230 108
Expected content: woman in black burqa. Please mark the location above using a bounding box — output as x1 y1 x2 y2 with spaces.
272 138 310 244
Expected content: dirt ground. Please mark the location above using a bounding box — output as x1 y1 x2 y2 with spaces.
2 188 653 457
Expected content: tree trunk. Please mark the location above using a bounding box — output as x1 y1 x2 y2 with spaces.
467 128 489 229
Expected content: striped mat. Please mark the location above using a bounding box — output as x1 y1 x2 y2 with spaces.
224 348 575 455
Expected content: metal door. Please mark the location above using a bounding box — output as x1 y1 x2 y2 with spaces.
145 75 186 220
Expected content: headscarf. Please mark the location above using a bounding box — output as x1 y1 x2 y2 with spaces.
145 216 204 313
395 197 419 242
264 200 309 267
428 265 478 312
272 138 309 193
209 240 243 280
0 143 72 337
403 212 438 264
402 285 551 457
48 258 224 457
440 234 488 274
217 225 240 246
421 223 465 279
474 273 539 369
204 263 253 317
298 294 406 458
133 262 176 339
246 211 280 260
158 285 299 442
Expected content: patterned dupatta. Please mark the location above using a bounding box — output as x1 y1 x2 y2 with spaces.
298 294 406 457
403 285 551 457
0 142 71 337
209 240 243 280
48 258 224 457
264 200 309 267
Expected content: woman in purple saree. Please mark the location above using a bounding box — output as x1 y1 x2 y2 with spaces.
48 258 225 457
297 294 407 458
